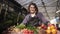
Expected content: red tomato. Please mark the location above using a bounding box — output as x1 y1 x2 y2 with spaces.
41 24 45 28
44 26 47 30
28 30 34 34
48 23 51 27
25 30 29 34
31 30 34 34
21 29 29 34
29 30 32 34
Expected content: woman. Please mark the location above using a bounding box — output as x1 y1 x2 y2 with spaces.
22 3 48 27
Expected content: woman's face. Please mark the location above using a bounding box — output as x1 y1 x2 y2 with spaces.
29 5 36 14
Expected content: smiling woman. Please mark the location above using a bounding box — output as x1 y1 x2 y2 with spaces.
28 3 38 14
22 3 49 27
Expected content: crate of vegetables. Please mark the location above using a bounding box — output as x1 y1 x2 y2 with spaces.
15 23 38 34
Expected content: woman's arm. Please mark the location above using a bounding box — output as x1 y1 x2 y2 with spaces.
22 14 30 25
38 12 49 24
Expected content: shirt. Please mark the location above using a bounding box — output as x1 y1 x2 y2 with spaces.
22 12 48 26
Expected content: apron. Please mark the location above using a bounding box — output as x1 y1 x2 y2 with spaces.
26 15 42 27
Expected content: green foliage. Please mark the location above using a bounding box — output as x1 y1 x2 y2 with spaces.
18 15 24 23
0 11 25 33
16 24 38 34
26 25 38 34
16 23 26 29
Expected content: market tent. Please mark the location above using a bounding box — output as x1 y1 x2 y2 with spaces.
15 0 60 20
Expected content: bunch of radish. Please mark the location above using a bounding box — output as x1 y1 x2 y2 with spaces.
21 28 34 34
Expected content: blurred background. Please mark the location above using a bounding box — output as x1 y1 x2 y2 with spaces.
0 0 60 34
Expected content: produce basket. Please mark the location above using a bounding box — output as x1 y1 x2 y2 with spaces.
15 24 38 34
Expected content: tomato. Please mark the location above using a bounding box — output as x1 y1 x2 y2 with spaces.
31 30 34 34
44 26 47 30
41 24 45 28
21 29 29 34
28 30 34 34
48 23 52 27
